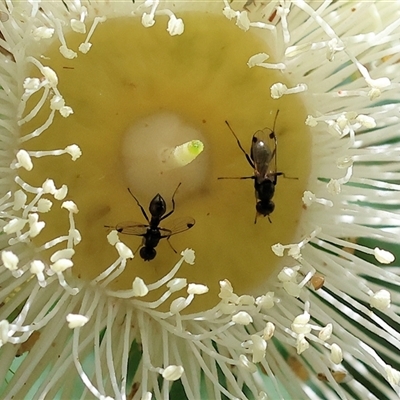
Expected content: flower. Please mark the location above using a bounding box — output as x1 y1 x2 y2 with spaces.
1 1 400 399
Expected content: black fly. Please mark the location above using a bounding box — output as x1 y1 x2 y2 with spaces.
108 183 195 261
218 110 282 223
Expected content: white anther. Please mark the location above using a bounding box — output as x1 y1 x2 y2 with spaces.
291 312 311 335
51 258 73 273
219 279 234 299
15 149 33 171
319 323 333 341
60 106 74 117
187 283 208 295
370 289 391 310
238 354 257 373
296 334 309 354
181 248 195 264
0 320 10 346
28 213 45 237
116 242 133 259
236 11 250 31
250 334 267 363
278 266 298 282
64 144 82 161
256 292 275 310
283 281 302 297
54 185 68 200
37 198 52 212
59 45 77 59
132 277 149 297
327 179 341 194
3 218 27 234
50 95 65 110
330 343 343 364
50 248 75 263
385 365 400 386
79 43 92 54
238 295 255 306
66 313 89 328
71 19 86 33
107 230 119 246
13 190 27 210
23 77 41 93
167 278 187 293
232 311 253 325
42 66 58 86
374 247 394 264
62 201 79 213
305 115 318 127
263 322 275 340
170 297 187 314
142 13 155 27
30 260 45 275
167 15 184 35
1 250 19 271
271 243 285 256
42 179 56 194
33 26 54 40
162 365 184 381
356 114 376 128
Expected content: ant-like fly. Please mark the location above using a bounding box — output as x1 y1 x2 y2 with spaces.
107 183 195 261
218 110 282 223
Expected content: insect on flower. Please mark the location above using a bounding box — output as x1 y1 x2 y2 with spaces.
106 183 195 261
218 110 282 223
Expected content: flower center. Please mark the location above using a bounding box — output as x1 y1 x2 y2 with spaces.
21 12 311 311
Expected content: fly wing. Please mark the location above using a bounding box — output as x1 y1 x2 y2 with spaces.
114 221 148 236
251 128 276 181
160 217 195 238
